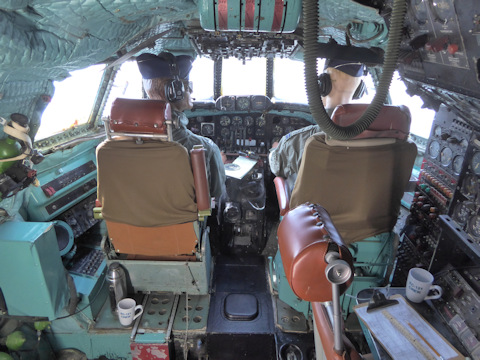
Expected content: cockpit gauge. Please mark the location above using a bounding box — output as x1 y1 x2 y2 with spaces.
256 116 265 127
468 214 480 239
281 117 290 125
471 151 480 175
245 116 254 127
216 96 235 111
255 128 265 137
440 146 453 166
236 96 250 111
453 201 475 225
196 116 205 123
201 123 215 136
428 140 440 158
411 0 429 24
221 128 230 138
232 116 243 126
251 95 271 111
285 126 295 134
462 174 479 198
434 125 442 137
452 155 464 174
429 0 453 24
272 125 283 136
220 116 231 126
460 139 469 148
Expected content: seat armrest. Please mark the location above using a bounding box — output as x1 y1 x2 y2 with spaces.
277 203 354 302
274 176 290 216
190 145 211 220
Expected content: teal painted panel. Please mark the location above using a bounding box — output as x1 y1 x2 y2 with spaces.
114 233 212 294
272 250 310 316
0 221 70 319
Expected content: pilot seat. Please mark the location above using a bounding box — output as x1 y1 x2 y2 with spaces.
95 98 212 294
273 103 417 316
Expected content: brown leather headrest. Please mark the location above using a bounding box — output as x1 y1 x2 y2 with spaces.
332 104 411 140
110 98 168 134
277 203 354 302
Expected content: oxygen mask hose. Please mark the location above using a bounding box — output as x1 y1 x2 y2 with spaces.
303 0 407 140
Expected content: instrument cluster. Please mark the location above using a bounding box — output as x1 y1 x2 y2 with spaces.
421 107 472 211
187 112 311 154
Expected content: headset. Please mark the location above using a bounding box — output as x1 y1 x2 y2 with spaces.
158 52 185 103
317 63 367 100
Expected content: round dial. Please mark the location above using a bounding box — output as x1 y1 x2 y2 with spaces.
201 123 214 136
221 128 230 137
471 152 480 175
281 117 290 125
428 140 440 158
429 0 453 24
468 215 480 239
219 96 235 110
272 125 283 136
453 155 464 174
462 174 479 198
256 116 265 127
196 116 205 123
255 128 265 137
232 116 243 126
220 115 231 126
245 116 254 127
285 126 295 134
440 147 453 166
460 139 469 148
236 96 250 110
453 201 475 225
411 0 429 23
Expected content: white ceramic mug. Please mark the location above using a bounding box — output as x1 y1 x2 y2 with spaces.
117 298 143 326
406 268 443 303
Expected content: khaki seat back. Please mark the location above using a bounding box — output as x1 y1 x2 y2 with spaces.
96 98 210 260
289 104 417 245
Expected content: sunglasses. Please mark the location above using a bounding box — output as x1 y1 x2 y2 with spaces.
182 80 193 93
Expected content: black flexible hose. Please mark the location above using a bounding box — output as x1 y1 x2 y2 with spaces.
303 0 407 140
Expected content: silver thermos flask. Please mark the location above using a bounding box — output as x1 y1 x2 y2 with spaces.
107 262 127 313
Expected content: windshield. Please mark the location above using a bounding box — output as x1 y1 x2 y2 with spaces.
36 64 105 140
36 57 434 142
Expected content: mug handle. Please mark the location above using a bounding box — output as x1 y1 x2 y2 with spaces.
424 285 443 300
133 305 144 320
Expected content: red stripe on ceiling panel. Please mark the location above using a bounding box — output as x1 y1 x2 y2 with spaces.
218 0 228 30
244 0 255 30
271 0 284 32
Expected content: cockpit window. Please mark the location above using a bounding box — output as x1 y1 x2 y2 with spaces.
273 58 308 103
221 58 267 96
390 72 435 139
37 64 106 140
190 57 214 101
102 61 143 118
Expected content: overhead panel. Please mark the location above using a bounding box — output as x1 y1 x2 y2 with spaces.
198 0 301 33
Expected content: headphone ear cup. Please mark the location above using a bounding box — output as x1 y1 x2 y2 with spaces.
317 73 332 97
352 79 366 100
164 79 185 102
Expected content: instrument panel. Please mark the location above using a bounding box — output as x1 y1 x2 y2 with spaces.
187 112 312 154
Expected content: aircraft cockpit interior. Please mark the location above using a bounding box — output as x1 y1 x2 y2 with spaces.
1 0 480 359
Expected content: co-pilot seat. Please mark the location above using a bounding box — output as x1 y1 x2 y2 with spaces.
274 103 417 315
96 98 212 294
